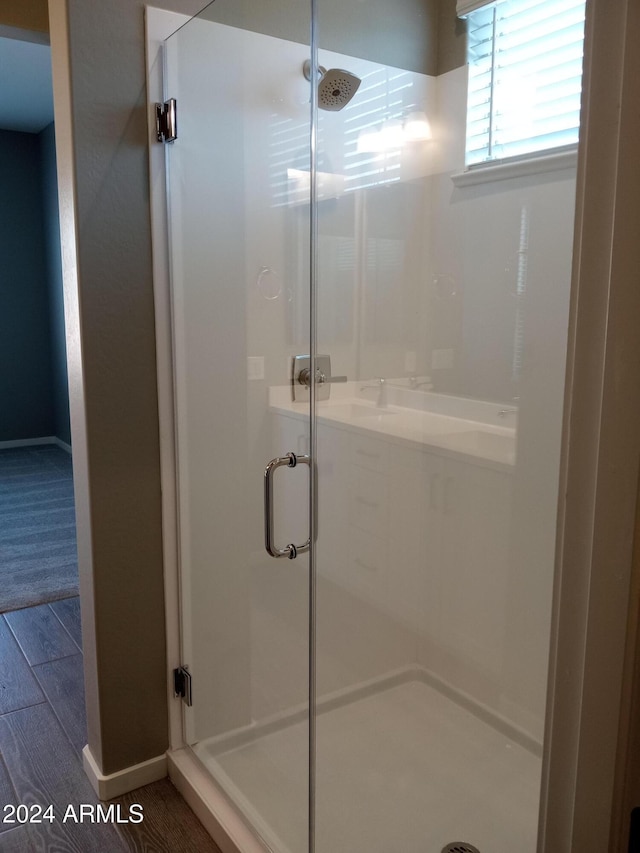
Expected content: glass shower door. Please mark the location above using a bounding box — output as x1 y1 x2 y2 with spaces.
311 2 581 852
163 4 314 850
162 1 582 851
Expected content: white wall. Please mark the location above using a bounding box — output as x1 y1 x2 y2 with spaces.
418 66 576 739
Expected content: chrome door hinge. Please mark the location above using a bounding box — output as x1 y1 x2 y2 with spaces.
156 98 177 143
173 665 192 706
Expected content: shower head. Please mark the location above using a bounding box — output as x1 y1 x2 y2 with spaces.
318 68 361 111
303 60 361 111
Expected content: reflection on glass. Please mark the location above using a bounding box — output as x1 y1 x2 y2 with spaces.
310 3 577 853
164 0 579 850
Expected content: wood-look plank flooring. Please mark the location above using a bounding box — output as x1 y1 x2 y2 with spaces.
1 702 125 852
0 754 14 834
49 597 82 649
0 825 33 851
32 655 87 755
6 604 80 665
0 618 44 715
0 598 223 852
116 778 224 852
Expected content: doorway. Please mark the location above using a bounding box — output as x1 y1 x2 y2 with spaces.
0 26 77 615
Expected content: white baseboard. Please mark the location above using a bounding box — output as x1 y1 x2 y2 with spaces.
53 436 72 454
0 436 72 453
0 436 57 450
82 745 167 800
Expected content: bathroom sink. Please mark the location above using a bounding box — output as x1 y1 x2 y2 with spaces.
271 386 517 466
322 403 398 420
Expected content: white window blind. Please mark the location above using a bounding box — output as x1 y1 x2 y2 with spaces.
464 0 585 166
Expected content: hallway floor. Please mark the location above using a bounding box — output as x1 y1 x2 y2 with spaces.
0 596 222 852
0 445 78 612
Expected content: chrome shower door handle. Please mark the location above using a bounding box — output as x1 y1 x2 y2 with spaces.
264 452 311 559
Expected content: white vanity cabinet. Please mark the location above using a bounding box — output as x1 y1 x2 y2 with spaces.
430 459 512 686
386 442 513 688
387 443 442 632
270 407 514 707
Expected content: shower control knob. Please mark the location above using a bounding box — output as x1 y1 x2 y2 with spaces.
298 367 347 387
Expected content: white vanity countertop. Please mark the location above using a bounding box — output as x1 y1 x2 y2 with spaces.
269 383 517 471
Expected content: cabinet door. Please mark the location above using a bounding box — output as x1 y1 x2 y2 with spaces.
346 432 390 606
388 446 443 635
439 460 512 680
316 421 350 584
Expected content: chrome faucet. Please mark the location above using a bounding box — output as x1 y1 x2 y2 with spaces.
408 375 432 391
360 377 387 408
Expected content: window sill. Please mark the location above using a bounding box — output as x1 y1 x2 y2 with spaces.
451 146 578 188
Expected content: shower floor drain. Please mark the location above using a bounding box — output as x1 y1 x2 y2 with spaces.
441 844 481 853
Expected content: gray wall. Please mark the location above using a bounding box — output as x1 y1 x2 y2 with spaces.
201 0 439 74
437 0 466 74
201 0 465 75
64 0 206 775
63 0 456 776
39 121 70 445
0 129 53 441
0 0 49 33
0 125 70 445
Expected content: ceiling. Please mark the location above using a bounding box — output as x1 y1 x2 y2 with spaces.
0 34 53 134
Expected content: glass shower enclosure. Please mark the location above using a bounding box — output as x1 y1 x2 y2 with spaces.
161 0 581 850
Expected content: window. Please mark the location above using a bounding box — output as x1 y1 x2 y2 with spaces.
459 0 586 167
